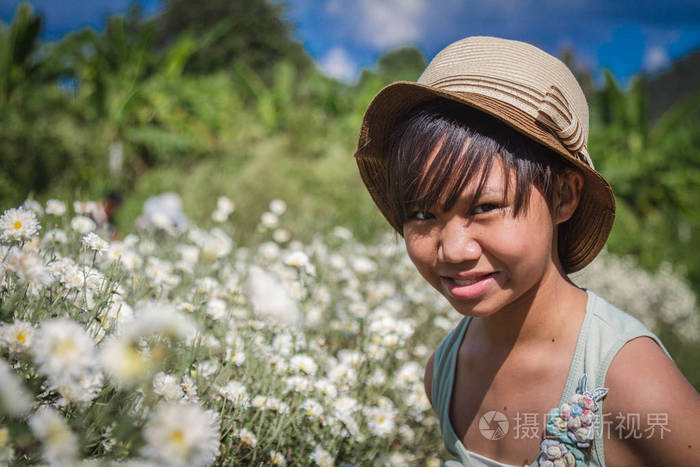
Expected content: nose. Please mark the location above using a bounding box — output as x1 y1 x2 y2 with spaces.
438 218 481 264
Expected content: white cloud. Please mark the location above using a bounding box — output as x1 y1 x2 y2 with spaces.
643 45 670 73
318 47 358 82
326 0 428 49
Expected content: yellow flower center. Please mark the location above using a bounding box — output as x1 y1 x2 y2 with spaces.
54 339 77 356
16 332 27 343
170 429 185 445
13 220 22 229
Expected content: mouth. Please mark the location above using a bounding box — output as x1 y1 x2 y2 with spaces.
441 272 498 300
451 273 496 286
445 272 497 284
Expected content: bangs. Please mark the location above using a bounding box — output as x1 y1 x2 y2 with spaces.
385 99 566 228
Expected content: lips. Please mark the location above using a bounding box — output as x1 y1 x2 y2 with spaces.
441 272 497 300
453 275 492 286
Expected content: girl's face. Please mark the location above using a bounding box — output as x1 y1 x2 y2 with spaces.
402 155 563 318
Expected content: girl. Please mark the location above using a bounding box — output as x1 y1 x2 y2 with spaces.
354 36 700 466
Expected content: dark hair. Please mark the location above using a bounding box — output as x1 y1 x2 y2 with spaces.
385 98 571 228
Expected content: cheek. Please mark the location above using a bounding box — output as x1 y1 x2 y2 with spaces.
404 235 437 276
493 211 555 264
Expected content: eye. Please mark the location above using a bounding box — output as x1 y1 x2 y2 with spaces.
472 203 501 215
410 210 434 221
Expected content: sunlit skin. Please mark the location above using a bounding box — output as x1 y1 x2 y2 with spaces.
403 149 586 352
413 145 700 466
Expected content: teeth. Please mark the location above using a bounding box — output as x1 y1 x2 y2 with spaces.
453 274 492 286
453 278 479 286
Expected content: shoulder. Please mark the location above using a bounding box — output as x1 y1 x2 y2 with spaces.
603 336 700 465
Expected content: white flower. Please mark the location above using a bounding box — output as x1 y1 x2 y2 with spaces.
211 209 229 223
332 226 352 240
43 229 68 245
233 427 257 448
284 251 316 275
269 450 287 466
258 241 280 259
28 407 79 465
218 380 248 406
226 347 246 366
269 199 287 215
327 363 356 386
244 265 301 326
314 379 338 400
264 397 289 414
73 200 97 215
351 256 376 274
32 318 96 381
260 212 279 229
181 375 199 402
46 199 67 216
4 248 54 294
153 372 185 401
206 299 227 321
100 336 150 385
332 396 359 419
368 368 387 386
395 361 422 388
31 318 103 403
127 302 196 340
178 245 200 265
101 304 195 385
197 360 219 379
0 320 34 353
284 375 312 393
217 196 236 214
199 228 233 261
289 354 318 375
364 405 397 437
141 402 220 467
0 207 40 243
273 228 291 243
23 199 43 216
251 395 267 409
300 399 324 419
53 370 104 404
0 358 33 416
82 232 109 253
310 446 334 467
71 215 96 234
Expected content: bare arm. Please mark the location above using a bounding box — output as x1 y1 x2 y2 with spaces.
603 336 700 466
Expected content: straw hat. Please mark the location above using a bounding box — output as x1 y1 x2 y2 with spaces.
354 36 615 273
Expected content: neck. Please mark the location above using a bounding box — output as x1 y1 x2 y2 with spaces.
472 263 586 353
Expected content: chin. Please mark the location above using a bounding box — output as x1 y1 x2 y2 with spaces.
446 297 504 319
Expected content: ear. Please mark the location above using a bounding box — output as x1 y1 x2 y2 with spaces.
553 170 584 224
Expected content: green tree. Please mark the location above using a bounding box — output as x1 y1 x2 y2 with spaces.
590 71 700 292
0 2 42 108
159 0 310 75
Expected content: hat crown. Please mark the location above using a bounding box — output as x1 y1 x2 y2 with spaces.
418 36 591 166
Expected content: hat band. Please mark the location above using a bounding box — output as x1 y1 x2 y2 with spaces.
419 74 592 168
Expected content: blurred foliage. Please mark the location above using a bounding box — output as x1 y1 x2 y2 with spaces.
0 3 698 303
158 0 311 75
590 71 700 293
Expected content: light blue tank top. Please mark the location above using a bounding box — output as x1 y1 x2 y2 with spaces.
432 290 672 467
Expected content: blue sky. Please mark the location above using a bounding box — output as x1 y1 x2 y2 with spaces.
2 0 700 86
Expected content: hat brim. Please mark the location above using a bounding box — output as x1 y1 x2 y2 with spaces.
354 81 615 273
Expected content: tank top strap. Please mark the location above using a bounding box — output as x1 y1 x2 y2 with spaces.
555 289 673 466
432 316 472 456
